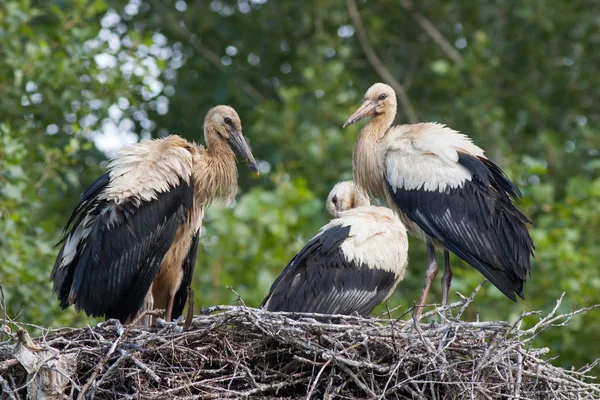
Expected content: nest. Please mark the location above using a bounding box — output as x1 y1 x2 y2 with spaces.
1 284 599 399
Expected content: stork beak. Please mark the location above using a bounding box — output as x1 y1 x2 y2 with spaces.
229 130 259 175
343 100 377 128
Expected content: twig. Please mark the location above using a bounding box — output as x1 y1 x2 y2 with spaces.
227 286 246 307
455 280 487 319
306 358 332 399
77 309 164 399
335 361 376 397
347 0 418 123
385 301 399 352
378 358 404 400
514 350 523 399
130 353 161 383
0 376 17 400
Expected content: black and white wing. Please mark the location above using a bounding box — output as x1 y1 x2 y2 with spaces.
51 137 195 322
384 124 534 300
261 210 407 317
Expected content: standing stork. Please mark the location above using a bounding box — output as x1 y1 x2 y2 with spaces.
343 83 534 315
261 181 408 316
51 105 258 323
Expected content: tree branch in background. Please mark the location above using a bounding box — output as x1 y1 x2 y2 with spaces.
346 0 418 124
150 0 266 104
399 0 464 65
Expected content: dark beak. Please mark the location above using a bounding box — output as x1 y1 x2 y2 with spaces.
229 130 259 174
343 100 377 128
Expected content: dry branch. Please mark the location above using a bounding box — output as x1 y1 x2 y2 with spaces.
0 291 599 399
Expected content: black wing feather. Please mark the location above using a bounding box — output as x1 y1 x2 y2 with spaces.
60 172 111 239
51 177 194 322
387 152 533 301
51 173 113 300
261 225 399 316
171 231 200 320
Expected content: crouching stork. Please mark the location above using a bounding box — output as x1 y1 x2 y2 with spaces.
261 181 408 317
51 105 258 323
344 83 534 316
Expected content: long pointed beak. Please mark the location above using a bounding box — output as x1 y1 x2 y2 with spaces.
229 130 259 175
343 101 377 128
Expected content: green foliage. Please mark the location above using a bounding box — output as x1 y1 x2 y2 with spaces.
196 174 323 307
1 0 599 375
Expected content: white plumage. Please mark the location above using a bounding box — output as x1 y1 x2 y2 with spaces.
335 207 408 275
105 136 194 203
383 123 485 192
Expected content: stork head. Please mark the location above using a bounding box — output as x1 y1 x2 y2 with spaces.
326 181 370 217
343 83 397 128
205 105 259 174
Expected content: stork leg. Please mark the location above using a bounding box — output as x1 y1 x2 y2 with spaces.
140 284 154 326
441 250 453 307
416 239 438 318
164 293 175 322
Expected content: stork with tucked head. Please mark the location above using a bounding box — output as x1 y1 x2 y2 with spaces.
51 105 258 324
325 180 370 217
344 83 534 316
261 181 408 316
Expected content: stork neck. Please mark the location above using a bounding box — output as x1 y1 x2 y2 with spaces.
193 126 238 206
362 111 394 141
208 139 235 161
206 141 236 181
203 125 233 159
353 112 393 200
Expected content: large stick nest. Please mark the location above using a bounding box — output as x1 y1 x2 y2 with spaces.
1 286 599 399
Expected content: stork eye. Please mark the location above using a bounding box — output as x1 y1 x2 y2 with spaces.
332 195 338 205
378 93 387 100
224 117 233 125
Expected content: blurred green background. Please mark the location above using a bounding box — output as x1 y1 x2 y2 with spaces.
1 0 599 375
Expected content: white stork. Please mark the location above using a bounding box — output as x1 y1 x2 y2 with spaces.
51 105 258 323
261 181 408 316
343 83 534 315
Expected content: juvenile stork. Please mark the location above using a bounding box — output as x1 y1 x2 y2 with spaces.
343 83 534 315
261 181 408 316
51 105 258 323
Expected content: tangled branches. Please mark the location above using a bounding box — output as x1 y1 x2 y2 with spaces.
1 287 599 399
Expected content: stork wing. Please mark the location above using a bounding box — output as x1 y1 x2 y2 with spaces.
261 225 399 317
51 137 195 322
398 122 486 162
171 231 200 320
385 150 533 301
